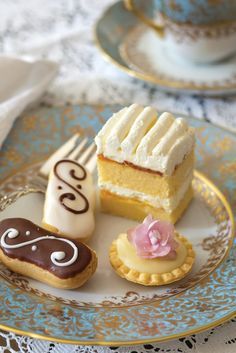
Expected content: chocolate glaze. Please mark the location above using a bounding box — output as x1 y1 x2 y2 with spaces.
0 218 92 279
54 159 89 214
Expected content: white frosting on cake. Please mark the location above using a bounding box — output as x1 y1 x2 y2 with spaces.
99 172 192 213
95 104 195 175
43 159 95 240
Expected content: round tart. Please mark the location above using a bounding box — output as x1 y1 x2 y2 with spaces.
109 215 195 286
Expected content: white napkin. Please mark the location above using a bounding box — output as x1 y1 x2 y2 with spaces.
0 56 58 148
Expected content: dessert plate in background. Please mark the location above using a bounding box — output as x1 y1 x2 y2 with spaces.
0 103 235 345
95 1 236 96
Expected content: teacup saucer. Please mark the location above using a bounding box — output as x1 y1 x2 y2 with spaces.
120 25 236 94
95 1 236 96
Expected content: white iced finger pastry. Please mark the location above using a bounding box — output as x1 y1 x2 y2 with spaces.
43 159 95 240
95 104 195 176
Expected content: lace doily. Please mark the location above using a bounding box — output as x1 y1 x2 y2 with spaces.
0 0 235 352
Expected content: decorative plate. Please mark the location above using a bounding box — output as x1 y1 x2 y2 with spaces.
95 1 236 96
0 103 235 346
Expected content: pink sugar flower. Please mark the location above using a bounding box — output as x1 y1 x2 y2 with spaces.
127 215 179 259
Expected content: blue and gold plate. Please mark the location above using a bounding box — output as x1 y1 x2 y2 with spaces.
0 104 235 345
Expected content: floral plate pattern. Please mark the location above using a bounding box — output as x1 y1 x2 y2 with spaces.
0 168 233 309
0 103 235 345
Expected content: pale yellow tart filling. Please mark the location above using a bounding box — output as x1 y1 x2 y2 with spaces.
117 233 187 274
109 233 195 286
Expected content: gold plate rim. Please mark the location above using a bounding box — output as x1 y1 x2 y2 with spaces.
94 1 236 94
0 169 234 345
0 311 235 346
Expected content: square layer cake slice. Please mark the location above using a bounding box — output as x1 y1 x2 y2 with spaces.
95 104 195 223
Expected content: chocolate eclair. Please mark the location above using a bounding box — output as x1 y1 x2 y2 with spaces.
0 218 97 289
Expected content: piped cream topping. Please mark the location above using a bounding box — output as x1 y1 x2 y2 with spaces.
95 104 195 175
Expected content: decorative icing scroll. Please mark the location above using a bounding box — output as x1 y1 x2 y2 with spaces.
1 228 78 267
54 160 89 214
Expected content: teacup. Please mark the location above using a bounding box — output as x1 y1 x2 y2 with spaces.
124 0 236 64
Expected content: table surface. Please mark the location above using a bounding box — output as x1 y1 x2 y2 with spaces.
0 1 235 352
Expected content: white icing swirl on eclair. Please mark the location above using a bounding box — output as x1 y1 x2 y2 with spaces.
1 228 78 267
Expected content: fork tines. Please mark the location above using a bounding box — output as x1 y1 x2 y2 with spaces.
39 134 96 178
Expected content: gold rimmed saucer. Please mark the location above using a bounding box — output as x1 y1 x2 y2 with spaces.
95 1 236 96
